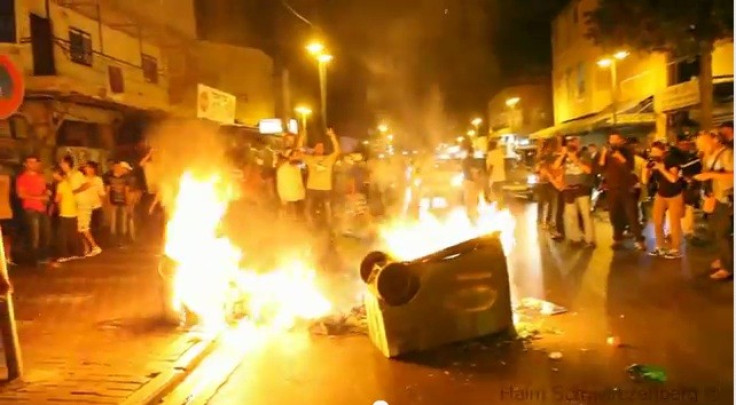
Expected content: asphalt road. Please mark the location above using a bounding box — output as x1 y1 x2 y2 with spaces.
200 202 732 405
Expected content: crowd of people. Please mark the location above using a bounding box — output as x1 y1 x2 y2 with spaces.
533 122 734 281
7 155 141 267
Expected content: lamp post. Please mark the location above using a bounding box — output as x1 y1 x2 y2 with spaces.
597 50 629 126
471 117 482 135
505 97 521 132
306 41 333 132
295 105 312 144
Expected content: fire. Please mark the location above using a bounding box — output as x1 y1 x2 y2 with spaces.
379 197 515 261
164 171 331 331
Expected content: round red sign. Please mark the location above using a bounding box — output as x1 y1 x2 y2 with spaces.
0 55 24 120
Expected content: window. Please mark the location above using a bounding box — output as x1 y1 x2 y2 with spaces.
668 56 700 85
141 54 158 84
0 0 15 43
108 65 124 93
69 28 92 66
576 62 586 97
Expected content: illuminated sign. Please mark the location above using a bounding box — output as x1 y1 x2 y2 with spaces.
259 119 298 134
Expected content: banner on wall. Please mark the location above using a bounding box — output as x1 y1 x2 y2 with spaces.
196 84 236 124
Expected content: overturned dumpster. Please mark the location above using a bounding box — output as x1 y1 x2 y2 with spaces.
360 233 513 358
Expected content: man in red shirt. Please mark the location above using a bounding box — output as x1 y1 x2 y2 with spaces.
16 155 51 266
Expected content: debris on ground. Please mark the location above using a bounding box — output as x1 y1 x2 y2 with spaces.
548 351 563 360
310 305 367 335
626 364 667 382
515 297 568 316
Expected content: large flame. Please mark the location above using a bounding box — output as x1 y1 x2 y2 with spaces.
379 196 515 261
164 172 331 331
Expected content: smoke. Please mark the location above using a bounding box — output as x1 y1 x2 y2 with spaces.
144 119 231 211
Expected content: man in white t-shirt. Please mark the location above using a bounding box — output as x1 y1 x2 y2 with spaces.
485 140 507 207
276 149 306 220
60 156 87 257
298 128 341 228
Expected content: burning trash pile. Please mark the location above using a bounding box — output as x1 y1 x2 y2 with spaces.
161 171 332 332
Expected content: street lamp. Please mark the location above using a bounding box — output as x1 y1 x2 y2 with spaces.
597 50 628 126
467 129 477 137
505 97 520 108
378 124 389 133
305 41 333 131
295 105 312 143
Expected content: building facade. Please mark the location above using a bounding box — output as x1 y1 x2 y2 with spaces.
537 0 733 143
0 0 196 166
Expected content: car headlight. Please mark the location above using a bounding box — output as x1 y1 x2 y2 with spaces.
527 174 539 185
451 173 464 187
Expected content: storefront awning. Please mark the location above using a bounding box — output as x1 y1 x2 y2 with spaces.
530 96 655 139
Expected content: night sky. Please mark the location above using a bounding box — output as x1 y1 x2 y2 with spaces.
195 0 567 139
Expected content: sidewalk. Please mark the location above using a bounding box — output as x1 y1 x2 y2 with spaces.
0 244 200 404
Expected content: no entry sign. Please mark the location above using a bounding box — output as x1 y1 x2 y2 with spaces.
0 55 24 120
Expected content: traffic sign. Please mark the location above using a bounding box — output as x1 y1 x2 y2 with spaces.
0 56 24 120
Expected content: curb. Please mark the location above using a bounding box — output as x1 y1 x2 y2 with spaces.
120 334 219 405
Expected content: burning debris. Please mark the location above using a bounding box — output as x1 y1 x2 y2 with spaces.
160 171 332 333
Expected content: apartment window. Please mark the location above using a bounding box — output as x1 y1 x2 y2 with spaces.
69 27 92 66
0 0 15 43
576 62 586 97
141 54 158 84
668 56 700 85
108 65 124 93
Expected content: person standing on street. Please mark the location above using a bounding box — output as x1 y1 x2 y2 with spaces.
461 139 484 223
276 149 306 220
52 166 80 263
60 156 89 257
16 155 51 266
694 131 734 281
643 142 685 259
77 162 104 256
554 136 595 247
536 139 564 239
299 128 341 229
486 140 507 208
106 162 132 247
599 133 645 250
719 121 733 145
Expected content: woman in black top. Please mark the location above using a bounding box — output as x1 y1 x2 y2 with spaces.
642 142 684 259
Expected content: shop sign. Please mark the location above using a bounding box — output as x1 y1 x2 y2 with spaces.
197 84 236 124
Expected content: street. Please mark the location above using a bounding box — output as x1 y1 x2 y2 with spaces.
172 203 733 405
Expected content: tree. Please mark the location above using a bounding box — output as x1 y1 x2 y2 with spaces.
585 0 734 130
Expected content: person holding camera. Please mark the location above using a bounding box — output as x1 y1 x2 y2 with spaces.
553 136 595 247
694 131 733 281
599 133 646 251
642 142 684 259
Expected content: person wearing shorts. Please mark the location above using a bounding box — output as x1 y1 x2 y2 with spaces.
77 162 104 256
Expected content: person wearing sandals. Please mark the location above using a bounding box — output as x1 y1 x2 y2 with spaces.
643 142 684 259
694 131 733 281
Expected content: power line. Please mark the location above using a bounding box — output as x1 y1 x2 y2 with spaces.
280 0 314 26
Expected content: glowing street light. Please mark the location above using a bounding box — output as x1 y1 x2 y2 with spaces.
597 50 629 125
387 134 394 142
467 129 477 137
456 136 464 143
306 41 325 56
295 105 312 142
378 124 389 133
505 97 521 107
471 117 482 127
306 41 334 131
